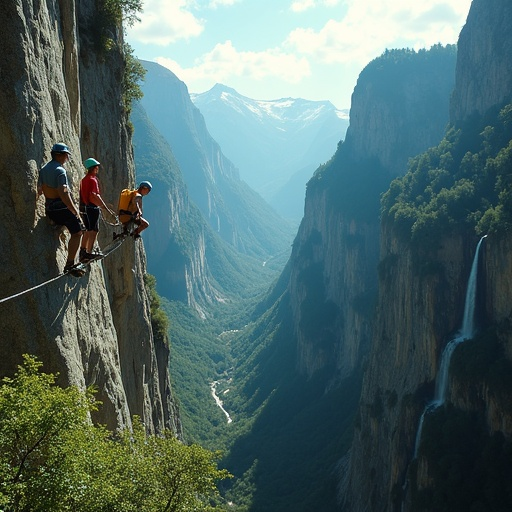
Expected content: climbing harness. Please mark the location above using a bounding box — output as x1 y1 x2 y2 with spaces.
0 231 130 305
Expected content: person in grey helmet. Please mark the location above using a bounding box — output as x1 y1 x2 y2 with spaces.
79 157 116 262
118 181 152 239
37 142 86 277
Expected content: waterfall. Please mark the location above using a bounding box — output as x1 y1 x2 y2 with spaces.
413 235 486 457
459 235 486 339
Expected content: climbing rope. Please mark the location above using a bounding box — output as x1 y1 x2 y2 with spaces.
0 231 130 305
100 204 121 227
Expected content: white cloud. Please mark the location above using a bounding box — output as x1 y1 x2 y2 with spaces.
290 0 341 12
208 0 240 7
291 0 315 12
132 0 472 105
127 0 204 45
155 40 310 86
286 0 471 65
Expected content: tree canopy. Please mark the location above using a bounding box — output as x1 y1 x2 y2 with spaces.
382 103 512 247
0 355 231 512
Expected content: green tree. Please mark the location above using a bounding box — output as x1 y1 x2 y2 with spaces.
0 354 99 511
0 355 231 511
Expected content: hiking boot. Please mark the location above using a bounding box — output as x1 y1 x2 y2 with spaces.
64 262 86 277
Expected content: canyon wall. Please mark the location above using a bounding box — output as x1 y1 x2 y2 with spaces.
289 46 456 380
345 0 512 509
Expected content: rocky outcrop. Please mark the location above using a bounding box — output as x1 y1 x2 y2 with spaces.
450 0 512 123
289 191 380 379
348 46 456 175
0 0 179 435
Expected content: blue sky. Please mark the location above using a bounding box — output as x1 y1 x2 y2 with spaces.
126 0 472 109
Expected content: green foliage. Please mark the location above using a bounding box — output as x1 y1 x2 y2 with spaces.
90 1 145 113
0 355 98 511
161 299 235 448
0 355 231 511
216 295 362 512
382 103 512 247
102 0 143 27
144 273 170 346
122 43 146 114
160 280 362 511
94 0 142 52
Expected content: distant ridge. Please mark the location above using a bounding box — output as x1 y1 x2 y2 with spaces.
191 84 349 220
138 60 295 260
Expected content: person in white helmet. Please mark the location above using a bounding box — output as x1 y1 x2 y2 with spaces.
79 157 116 262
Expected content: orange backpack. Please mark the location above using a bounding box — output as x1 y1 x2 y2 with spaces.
118 188 137 213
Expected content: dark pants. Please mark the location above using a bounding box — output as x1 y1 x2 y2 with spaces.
81 205 100 232
46 199 82 234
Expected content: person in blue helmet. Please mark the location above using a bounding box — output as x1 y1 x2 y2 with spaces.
118 181 152 239
79 157 116 262
37 143 86 277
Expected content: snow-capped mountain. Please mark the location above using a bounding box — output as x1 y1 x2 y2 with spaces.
191 84 349 220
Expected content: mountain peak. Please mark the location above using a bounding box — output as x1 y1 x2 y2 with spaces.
210 83 238 95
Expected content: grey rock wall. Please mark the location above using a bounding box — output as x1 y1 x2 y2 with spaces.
0 0 179 435
450 0 512 123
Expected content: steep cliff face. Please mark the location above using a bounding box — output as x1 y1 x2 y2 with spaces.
348 47 455 175
345 1 512 510
0 0 179 434
130 101 226 317
290 189 380 379
345 229 473 511
450 0 512 123
289 46 456 380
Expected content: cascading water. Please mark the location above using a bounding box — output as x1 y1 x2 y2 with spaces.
413 235 487 458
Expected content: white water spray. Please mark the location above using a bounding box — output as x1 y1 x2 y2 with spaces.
413 235 486 457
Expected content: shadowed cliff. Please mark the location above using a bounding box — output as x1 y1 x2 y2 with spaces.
346 1 512 510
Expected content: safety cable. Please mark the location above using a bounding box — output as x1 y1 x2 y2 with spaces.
0 231 130 305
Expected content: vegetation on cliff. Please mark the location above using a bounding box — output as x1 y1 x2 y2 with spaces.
0 355 230 512
90 0 146 113
382 103 512 246
144 273 170 346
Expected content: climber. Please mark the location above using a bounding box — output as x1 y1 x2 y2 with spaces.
79 157 116 262
117 181 152 239
37 142 86 277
